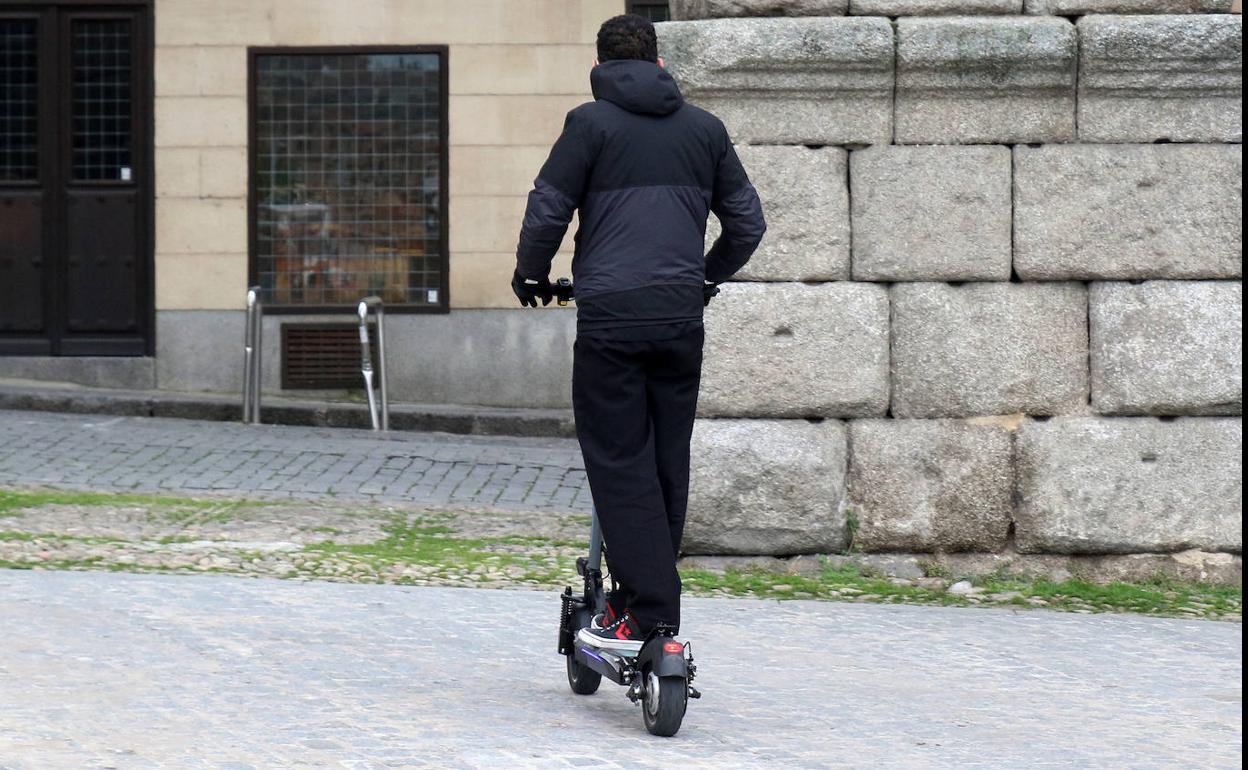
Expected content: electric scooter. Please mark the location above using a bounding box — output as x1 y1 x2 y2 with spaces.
558 507 700 737
549 277 700 737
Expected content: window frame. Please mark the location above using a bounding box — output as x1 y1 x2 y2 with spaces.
0 13 42 186
246 45 451 315
65 12 139 188
626 1 671 21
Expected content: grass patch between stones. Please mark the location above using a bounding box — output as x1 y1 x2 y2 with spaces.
682 561 1241 619
301 516 578 586
0 487 262 523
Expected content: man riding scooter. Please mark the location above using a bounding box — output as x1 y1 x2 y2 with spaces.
512 14 766 653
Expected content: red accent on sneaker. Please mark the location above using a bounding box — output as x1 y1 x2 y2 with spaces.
612 613 636 640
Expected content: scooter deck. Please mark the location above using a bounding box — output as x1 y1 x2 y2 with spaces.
573 642 636 685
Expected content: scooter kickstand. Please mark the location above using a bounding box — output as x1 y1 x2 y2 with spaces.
627 679 644 703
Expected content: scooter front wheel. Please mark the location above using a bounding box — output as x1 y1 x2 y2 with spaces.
641 671 687 737
566 652 602 695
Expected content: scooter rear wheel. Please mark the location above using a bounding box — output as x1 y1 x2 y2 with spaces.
566 653 602 695
641 671 687 737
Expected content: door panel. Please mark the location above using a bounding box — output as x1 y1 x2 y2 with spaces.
0 15 46 345
0 193 45 333
65 190 137 332
0 4 151 357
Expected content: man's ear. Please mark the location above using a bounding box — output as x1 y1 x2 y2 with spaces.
657 56 666 68
592 57 599 67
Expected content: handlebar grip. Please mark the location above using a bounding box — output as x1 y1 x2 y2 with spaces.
555 277 574 306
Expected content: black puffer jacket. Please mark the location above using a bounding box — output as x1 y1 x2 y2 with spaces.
516 59 766 332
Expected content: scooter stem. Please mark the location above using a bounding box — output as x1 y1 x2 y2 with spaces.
587 505 603 575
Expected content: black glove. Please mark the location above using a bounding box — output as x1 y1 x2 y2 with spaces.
512 270 553 308
702 281 721 307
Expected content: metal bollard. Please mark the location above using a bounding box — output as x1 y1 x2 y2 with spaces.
241 286 263 424
357 296 389 431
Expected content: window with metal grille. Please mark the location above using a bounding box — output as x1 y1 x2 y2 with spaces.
249 47 449 312
0 18 38 182
72 19 133 181
627 1 671 21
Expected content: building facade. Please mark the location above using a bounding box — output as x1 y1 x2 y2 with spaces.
1 0 669 407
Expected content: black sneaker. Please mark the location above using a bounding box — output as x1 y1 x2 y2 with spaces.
590 594 623 629
577 609 645 654
590 603 617 630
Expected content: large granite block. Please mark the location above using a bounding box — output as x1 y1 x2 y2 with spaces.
1078 14 1242 143
657 17 894 144
700 282 890 418
850 145 1012 281
891 283 1089 418
895 17 1077 144
1016 417 1242 553
1027 0 1233 11
672 0 848 17
848 419 1015 553
853 0 1021 12
1091 281 1242 416
708 146 849 281
1014 144 1242 280
686 418 848 555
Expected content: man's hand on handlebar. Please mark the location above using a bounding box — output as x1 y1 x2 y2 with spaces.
512 270 554 308
516 273 711 309
702 281 720 307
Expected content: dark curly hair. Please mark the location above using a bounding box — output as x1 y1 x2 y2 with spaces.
596 14 658 63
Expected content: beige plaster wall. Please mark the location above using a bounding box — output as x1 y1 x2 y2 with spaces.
154 0 621 310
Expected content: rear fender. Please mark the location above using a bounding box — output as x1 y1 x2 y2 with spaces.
637 636 688 678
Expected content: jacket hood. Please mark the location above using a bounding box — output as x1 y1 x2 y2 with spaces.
590 59 683 116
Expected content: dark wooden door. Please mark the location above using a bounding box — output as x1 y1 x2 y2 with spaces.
0 3 151 356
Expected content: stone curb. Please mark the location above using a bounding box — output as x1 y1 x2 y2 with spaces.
678 550 1243 586
0 383 577 439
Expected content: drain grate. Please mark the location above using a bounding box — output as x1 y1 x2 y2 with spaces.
281 323 378 390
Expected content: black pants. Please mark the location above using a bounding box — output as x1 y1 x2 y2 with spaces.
572 321 704 633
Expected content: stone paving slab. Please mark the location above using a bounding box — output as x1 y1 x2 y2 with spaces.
0 410 591 514
0 570 1241 770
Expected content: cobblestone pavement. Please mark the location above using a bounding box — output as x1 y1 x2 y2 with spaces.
0 410 590 512
0 570 1241 770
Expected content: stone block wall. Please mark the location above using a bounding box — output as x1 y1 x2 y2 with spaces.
660 5 1242 567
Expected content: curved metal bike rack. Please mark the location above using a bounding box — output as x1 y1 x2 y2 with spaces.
357 296 390 431
241 286 263 424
